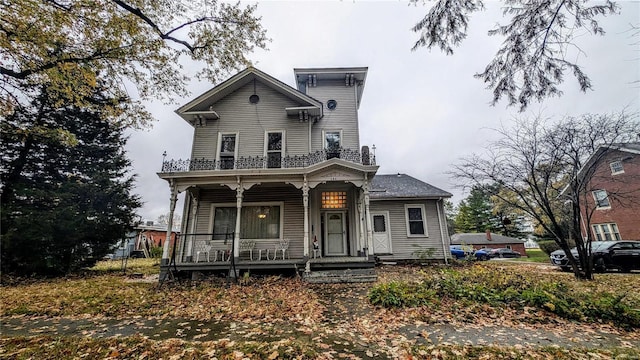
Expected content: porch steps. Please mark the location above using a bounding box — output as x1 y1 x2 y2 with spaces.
303 268 377 283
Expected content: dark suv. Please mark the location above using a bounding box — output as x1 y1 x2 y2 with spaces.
550 241 640 273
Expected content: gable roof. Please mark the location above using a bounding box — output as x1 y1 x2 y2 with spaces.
451 233 525 245
176 67 323 126
370 173 452 200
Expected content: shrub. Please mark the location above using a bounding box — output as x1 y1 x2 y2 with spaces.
369 265 640 329
537 240 561 256
369 281 437 308
537 239 576 256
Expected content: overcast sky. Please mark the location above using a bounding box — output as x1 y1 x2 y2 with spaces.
126 0 640 222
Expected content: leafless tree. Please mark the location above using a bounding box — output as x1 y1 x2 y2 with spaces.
450 110 639 279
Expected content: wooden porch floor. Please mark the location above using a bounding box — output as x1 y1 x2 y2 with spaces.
161 256 375 273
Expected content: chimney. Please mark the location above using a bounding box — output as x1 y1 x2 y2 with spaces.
486 229 492 241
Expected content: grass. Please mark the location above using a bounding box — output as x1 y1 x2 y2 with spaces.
515 248 549 263
90 258 160 275
2 264 640 358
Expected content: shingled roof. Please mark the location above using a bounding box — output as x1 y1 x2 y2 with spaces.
451 232 525 245
370 174 452 199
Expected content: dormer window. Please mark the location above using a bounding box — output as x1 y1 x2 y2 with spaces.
610 161 624 175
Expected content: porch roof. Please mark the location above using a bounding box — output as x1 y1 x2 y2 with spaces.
369 174 452 199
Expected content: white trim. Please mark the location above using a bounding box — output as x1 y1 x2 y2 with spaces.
216 132 239 170
404 204 429 237
371 210 392 254
210 201 285 240
591 223 621 241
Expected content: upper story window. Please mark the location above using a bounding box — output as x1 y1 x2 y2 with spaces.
324 130 341 159
405 204 428 237
217 133 237 170
592 189 610 209
592 223 621 241
609 161 624 175
265 131 284 168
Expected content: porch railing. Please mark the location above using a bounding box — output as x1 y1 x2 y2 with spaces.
161 147 376 172
178 233 294 263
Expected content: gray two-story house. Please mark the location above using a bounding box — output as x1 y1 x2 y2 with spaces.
158 66 451 281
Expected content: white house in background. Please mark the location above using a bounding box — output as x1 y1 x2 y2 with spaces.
157 66 452 281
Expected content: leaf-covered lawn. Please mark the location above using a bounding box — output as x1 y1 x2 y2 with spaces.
1 262 639 359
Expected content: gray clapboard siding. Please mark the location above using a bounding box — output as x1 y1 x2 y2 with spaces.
191 81 311 160
307 80 360 152
189 186 304 259
369 200 448 261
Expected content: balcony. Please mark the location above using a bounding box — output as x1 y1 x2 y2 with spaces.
161 147 376 172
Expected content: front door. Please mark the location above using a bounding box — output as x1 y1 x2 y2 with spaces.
372 212 392 254
325 212 347 256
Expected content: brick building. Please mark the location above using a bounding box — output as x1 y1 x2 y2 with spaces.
579 143 640 241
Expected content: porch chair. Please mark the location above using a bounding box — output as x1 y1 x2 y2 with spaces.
239 240 256 261
276 239 290 260
196 243 212 262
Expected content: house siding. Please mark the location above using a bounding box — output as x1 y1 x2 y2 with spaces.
370 199 448 261
190 81 311 161
187 185 304 259
307 80 360 152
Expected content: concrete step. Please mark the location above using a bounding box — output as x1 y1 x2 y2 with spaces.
303 268 377 283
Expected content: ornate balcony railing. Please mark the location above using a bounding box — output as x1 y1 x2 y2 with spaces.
161 147 376 172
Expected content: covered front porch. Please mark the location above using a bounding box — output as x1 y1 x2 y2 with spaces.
158 159 380 280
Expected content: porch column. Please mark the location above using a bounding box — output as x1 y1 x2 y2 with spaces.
358 191 365 255
186 190 199 261
234 182 243 261
303 176 310 258
162 180 178 264
364 177 374 258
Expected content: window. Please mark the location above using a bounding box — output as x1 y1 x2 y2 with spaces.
609 161 624 175
592 223 621 241
322 191 347 209
211 203 282 240
373 215 386 232
592 189 610 208
265 131 284 168
217 133 237 170
405 204 428 237
212 207 236 240
324 130 341 159
241 205 281 239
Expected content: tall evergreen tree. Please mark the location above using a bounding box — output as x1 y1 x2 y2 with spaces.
454 186 494 233
1 87 140 275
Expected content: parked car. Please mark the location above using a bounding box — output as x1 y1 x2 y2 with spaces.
550 241 640 273
450 246 467 259
450 246 491 260
474 249 491 261
487 248 521 258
